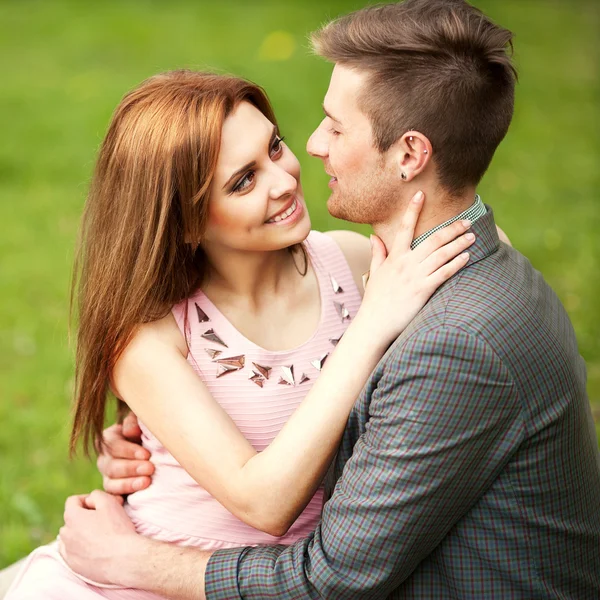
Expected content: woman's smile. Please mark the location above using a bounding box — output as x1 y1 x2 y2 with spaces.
265 197 303 225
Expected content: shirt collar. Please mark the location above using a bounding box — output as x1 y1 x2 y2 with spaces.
410 194 486 250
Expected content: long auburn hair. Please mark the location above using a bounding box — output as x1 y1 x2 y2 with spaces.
70 70 279 456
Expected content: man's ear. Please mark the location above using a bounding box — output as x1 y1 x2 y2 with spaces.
393 131 432 182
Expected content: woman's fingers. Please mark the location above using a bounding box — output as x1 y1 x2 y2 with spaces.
412 218 472 263
389 190 425 254
367 234 388 280
420 232 476 276
425 251 471 289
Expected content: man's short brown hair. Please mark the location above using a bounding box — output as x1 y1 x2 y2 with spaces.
312 0 517 196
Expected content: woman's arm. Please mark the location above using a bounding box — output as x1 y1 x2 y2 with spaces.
113 192 475 536
113 308 394 536
496 225 512 246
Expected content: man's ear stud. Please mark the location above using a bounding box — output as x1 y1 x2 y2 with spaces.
401 172 407 180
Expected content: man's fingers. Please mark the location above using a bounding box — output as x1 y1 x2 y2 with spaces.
58 528 67 558
85 489 109 510
100 457 154 480
390 190 424 253
103 475 152 496
101 424 150 461
63 494 89 524
84 492 124 509
122 412 142 440
64 494 88 511
86 489 119 511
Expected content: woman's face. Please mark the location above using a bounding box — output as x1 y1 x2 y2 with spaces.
203 101 310 253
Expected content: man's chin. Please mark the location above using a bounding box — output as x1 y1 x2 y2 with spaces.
326 194 349 221
327 194 368 224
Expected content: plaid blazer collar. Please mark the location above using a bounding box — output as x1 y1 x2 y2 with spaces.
464 204 500 268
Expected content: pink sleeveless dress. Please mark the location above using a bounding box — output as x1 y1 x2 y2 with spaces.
5 231 363 599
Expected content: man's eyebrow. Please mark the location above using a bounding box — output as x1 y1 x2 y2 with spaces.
323 105 342 125
222 126 278 191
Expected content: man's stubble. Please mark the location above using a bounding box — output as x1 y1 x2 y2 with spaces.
327 159 401 227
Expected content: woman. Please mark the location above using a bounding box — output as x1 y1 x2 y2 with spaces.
6 70 474 599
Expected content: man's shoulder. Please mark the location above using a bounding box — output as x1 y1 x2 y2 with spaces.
387 243 572 368
427 243 554 328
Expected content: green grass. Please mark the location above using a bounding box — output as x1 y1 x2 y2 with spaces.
0 0 598 567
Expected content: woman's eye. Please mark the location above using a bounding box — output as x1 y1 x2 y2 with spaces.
270 136 285 157
329 128 341 136
232 136 285 193
233 170 255 193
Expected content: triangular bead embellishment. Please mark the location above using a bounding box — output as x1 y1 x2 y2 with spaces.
310 353 329 371
249 371 265 387
215 355 245 369
333 301 351 322
195 303 210 323
216 364 239 378
279 365 295 386
201 329 228 348
330 274 344 294
252 363 272 380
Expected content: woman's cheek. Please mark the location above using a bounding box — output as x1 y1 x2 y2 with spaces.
285 153 302 180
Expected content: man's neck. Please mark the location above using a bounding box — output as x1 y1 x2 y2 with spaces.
373 186 477 251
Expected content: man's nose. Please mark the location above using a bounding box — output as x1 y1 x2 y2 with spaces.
307 121 328 158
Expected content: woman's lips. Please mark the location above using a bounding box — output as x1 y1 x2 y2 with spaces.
265 197 303 225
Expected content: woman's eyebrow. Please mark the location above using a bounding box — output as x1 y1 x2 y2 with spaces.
221 126 278 191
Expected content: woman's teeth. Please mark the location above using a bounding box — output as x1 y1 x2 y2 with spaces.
267 199 297 223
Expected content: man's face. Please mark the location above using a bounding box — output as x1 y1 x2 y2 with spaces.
307 64 399 224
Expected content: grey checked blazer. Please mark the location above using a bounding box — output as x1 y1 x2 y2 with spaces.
206 207 600 599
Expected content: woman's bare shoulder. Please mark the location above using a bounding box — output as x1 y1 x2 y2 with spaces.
115 312 188 377
324 230 371 296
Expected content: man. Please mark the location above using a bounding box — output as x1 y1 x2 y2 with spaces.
8 1 600 598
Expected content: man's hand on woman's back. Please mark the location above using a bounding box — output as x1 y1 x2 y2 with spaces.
98 412 154 496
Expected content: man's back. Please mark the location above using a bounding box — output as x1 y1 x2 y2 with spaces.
202 209 599 600
329 209 600 598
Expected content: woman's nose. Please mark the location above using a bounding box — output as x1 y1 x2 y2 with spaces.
269 165 298 199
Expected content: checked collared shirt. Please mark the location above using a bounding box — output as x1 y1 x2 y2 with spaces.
205 205 600 599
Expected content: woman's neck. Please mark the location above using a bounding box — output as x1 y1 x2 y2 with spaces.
200 244 300 308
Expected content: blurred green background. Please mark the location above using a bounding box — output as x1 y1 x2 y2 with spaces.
0 0 598 567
